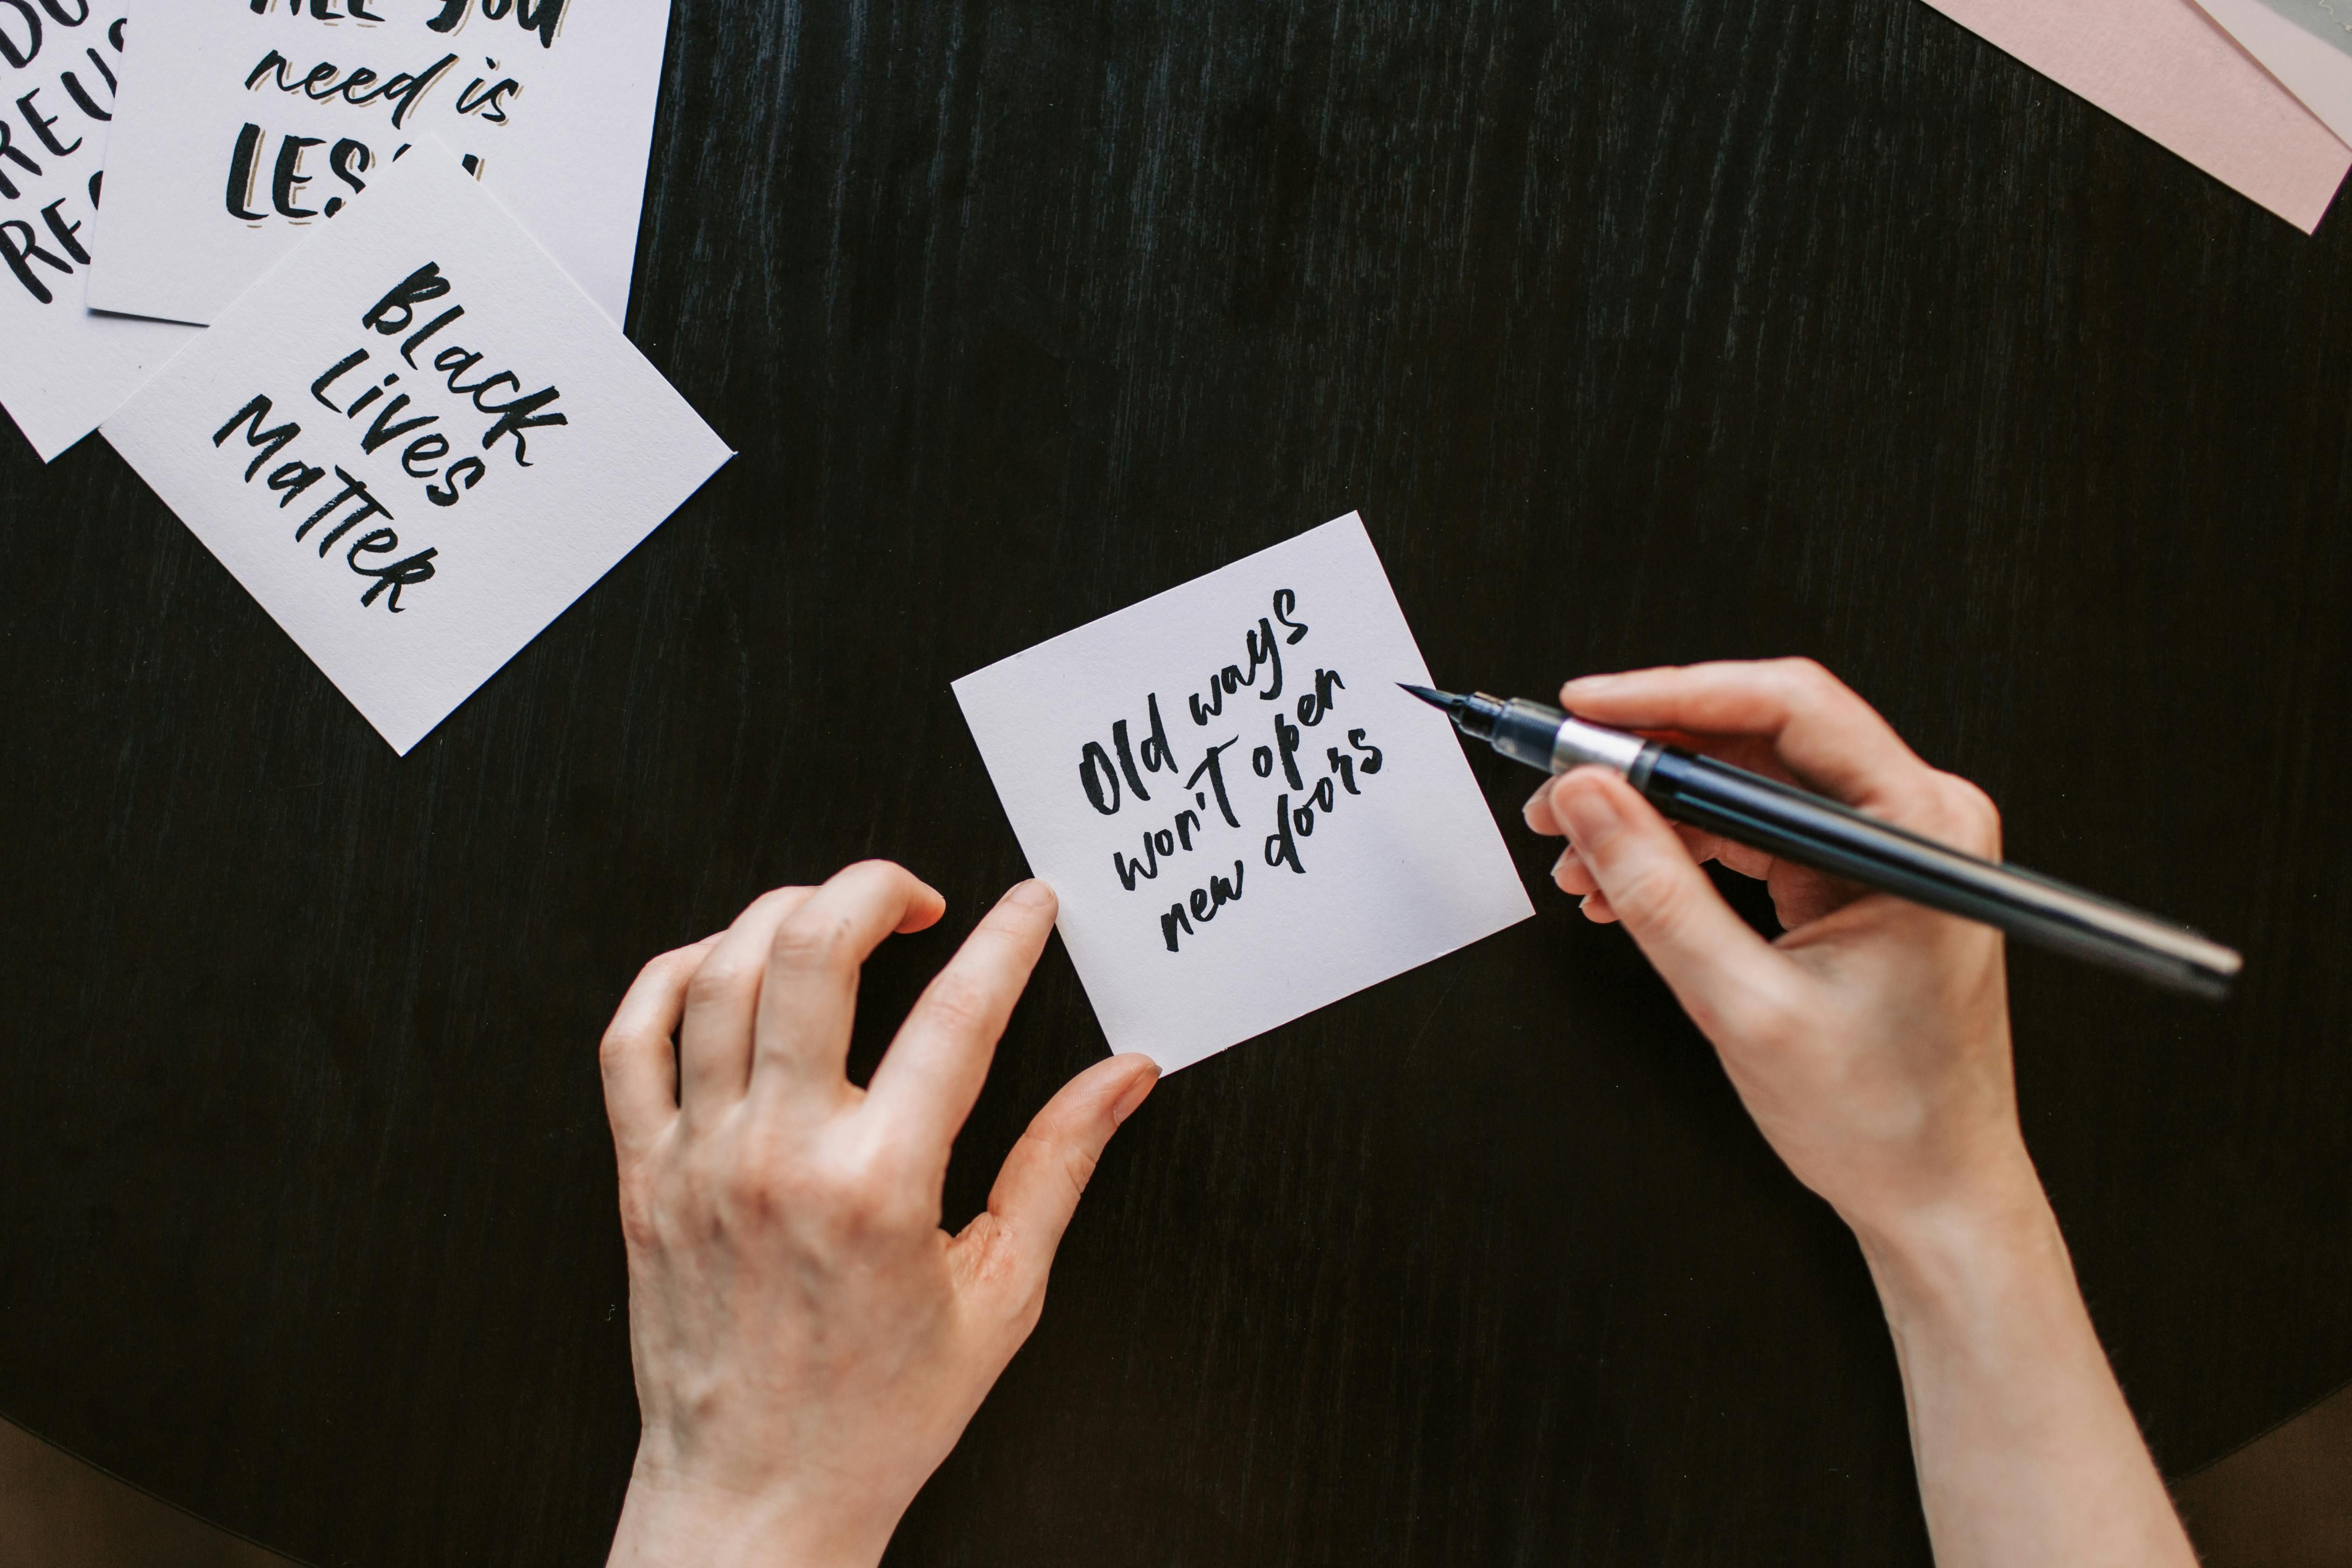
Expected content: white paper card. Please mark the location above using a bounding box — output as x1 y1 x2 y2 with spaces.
102 144 732 754
954 515 1535 1074
0 13 196 461
86 0 673 326
2192 0 2352 150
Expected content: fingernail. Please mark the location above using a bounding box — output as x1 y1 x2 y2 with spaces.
1521 779 1553 826
1555 776 1624 845
1551 849 1572 878
1562 673 1620 695
1112 1062 1161 1125
1007 879 1056 909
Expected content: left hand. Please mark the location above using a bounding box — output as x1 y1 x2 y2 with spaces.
600 862 1160 1568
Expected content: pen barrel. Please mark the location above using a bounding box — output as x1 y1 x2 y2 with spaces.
1633 749 2243 999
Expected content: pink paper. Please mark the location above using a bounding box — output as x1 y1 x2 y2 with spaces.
1922 0 2351 230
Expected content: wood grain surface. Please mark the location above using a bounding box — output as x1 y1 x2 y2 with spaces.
4 1 2349 1563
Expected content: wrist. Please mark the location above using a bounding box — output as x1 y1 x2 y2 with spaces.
607 1457 892 1568
1846 1150 2077 1348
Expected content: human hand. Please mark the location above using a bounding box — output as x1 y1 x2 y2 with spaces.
1521 660 2029 1240
598 863 1160 1568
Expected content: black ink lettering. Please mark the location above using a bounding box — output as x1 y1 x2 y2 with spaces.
1211 859 1244 909
385 54 458 129
474 382 565 465
1297 668 1343 726
1348 728 1384 773
400 433 450 476
271 134 323 217
353 543 435 612
0 219 64 302
81 44 112 94
0 1 39 72
455 73 520 123
1137 693 1179 775
360 393 438 454
37 197 84 262
1327 748 1360 794
17 88 79 157
1174 810 1199 850
1247 617 1284 701
295 467 393 556
266 460 327 507
1112 832 1160 892
311 347 371 411
0 116 39 202
1272 587 1308 644
324 137 370 217
400 303 463 366
425 457 484 506
1308 778 1337 814
1185 739 1240 828
363 261 450 335
212 394 301 482
61 71 107 122
1079 741 1121 816
225 124 267 220
1159 902 1192 953
1250 746 1272 778
1188 677 1225 725
1264 794 1304 873
1273 714 1304 789
1110 719 1151 804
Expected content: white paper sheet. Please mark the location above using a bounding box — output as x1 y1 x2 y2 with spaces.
954 515 1535 1074
0 11 196 461
2191 0 2352 151
85 0 672 327
101 142 732 754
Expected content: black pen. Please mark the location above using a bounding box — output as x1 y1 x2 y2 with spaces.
1403 686 2242 1000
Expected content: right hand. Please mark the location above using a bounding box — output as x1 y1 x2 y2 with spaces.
1521 659 2031 1240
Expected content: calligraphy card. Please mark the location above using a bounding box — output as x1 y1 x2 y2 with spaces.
954 514 1535 1075
0 10 196 460
101 142 732 755
85 0 673 326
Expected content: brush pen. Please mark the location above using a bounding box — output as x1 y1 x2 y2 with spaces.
1403 685 2241 1000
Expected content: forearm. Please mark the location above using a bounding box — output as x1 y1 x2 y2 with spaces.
1854 1162 2195 1568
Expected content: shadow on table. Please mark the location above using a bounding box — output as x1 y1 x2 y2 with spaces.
2176 1377 2352 1568
4 1383 2350 1568
0 1416 297 1568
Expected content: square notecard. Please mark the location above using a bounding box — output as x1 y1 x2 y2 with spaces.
0 13 196 460
87 0 675 326
954 514 1534 1074
102 143 732 754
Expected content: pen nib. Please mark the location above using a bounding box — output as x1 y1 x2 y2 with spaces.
1399 683 1461 714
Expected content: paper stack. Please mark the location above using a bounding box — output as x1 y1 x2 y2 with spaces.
0 1 731 754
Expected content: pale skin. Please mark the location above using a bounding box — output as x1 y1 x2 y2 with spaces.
599 659 2197 1567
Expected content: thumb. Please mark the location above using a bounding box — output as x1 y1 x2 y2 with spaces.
1552 768 1789 1037
960 1053 1159 1306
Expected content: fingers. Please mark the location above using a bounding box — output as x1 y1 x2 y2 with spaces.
599 936 720 1160
964 1054 1160 1300
751 862 948 1107
1561 660 1930 819
866 880 1060 1165
1549 769 1791 1037
677 887 819 1114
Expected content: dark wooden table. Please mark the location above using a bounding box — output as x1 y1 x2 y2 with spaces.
5 1 2349 1563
